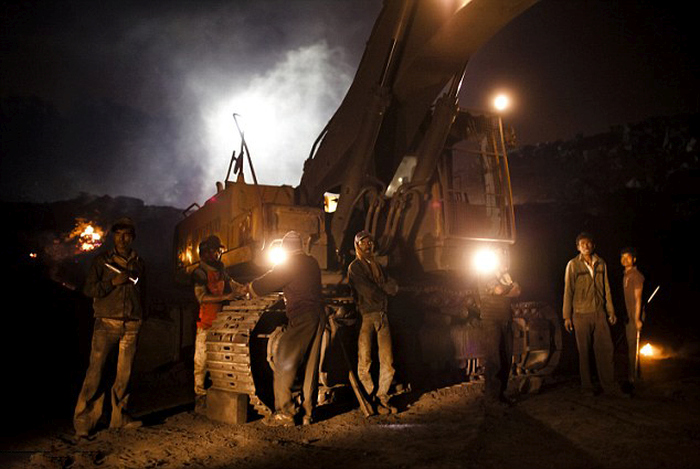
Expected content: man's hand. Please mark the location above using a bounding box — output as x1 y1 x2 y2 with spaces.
111 272 129 286
384 278 399 296
225 281 247 300
608 314 617 325
564 318 574 333
635 318 643 330
231 280 247 296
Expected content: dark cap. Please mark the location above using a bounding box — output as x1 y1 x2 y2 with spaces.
111 217 136 236
620 246 637 258
282 231 302 252
354 230 372 245
198 235 224 254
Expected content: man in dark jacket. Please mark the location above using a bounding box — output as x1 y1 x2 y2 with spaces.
74 217 145 437
247 231 324 426
348 230 398 414
563 232 619 396
478 265 521 405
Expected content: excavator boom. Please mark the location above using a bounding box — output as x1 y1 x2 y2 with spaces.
299 0 538 254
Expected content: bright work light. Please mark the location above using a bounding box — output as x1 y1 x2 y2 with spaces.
493 94 510 112
267 240 288 266
472 248 500 275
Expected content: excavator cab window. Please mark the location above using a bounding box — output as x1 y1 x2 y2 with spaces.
324 192 339 213
443 121 514 242
385 156 418 197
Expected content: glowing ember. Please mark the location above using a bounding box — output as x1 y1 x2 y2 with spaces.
640 343 655 357
69 219 104 252
29 252 38 258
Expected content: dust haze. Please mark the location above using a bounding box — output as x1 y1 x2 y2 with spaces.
1 1 378 207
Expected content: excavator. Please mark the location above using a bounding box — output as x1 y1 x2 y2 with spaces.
173 0 561 420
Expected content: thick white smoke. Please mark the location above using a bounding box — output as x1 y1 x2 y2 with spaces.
1 1 378 207
189 41 353 203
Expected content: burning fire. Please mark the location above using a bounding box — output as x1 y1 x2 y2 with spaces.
640 343 655 357
179 247 194 265
69 219 104 252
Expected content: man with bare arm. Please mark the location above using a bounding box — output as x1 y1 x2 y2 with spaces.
621 246 644 386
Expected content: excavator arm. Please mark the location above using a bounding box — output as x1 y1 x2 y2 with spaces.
298 0 538 258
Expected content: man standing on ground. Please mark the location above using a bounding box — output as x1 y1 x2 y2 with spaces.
348 230 398 415
478 265 521 405
248 231 324 426
74 217 145 437
621 246 644 385
192 235 244 406
563 232 620 396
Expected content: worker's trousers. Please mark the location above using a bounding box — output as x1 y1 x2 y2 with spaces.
74 318 140 434
194 327 208 395
481 318 513 400
273 312 323 417
358 311 395 401
573 311 615 392
625 320 640 382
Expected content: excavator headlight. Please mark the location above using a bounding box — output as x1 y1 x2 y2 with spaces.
267 240 288 266
472 248 500 275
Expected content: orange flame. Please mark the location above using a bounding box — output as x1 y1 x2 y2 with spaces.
640 343 654 357
69 219 104 252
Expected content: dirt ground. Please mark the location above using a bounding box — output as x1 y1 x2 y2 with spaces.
2 354 700 469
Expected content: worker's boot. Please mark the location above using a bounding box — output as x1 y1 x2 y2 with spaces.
376 397 397 415
195 394 207 414
110 413 142 430
262 411 295 427
302 407 314 425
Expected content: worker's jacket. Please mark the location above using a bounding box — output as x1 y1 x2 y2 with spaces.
250 252 323 324
348 257 397 315
562 254 615 320
479 288 513 322
478 271 518 321
192 260 230 329
83 249 145 320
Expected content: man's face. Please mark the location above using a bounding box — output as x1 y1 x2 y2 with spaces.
357 236 374 257
621 252 635 268
201 247 221 263
577 238 594 256
113 229 134 252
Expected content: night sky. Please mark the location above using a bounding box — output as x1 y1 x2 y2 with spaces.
2 0 698 207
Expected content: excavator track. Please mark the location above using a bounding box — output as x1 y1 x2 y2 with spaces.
205 295 286 417
512 301 563 377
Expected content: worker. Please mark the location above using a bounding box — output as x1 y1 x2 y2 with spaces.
620 246 644 386
74 217 145 437
192 235 245 408
348 230 398 415
478 265 521 406
563 232 622 397
247 231 324 426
